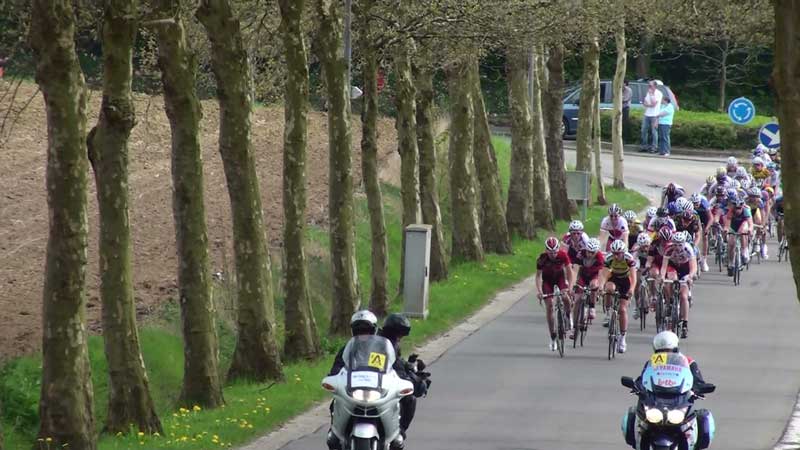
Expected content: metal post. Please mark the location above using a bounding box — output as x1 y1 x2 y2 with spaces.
344 0 352 96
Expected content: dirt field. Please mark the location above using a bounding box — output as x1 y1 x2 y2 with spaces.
0 80 398 360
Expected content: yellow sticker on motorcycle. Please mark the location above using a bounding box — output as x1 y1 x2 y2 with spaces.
368 352 386 370
650 353 667 366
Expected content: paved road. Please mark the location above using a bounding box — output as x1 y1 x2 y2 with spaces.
280 152 800 450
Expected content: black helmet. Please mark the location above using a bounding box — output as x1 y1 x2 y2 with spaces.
381 313 411 340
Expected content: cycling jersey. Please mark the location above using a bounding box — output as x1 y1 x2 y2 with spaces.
752 168 770 182
600 216 629 240
676 214 701 240
726 205 753 232
576 250 605 285
665 242 695 266
604 251 636 278
775 196 784 215
648 240 669 268
537 250 571 282
561 231 590 261
647 217 676 233
628 224 643 250
632 244 650 268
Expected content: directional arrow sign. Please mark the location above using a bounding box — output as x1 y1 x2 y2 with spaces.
728 97 756 125
759 122 780 149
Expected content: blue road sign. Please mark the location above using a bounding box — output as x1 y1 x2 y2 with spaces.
728 97 755 125
759 122 780 149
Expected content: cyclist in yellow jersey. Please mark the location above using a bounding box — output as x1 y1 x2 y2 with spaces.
751 157 770 186
600 240 637 353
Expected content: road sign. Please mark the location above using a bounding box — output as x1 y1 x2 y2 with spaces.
759 122 780 149
728 97 755 125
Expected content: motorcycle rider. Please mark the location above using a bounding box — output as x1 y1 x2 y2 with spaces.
636 331 707 393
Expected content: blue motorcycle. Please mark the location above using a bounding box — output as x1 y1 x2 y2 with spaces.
621 353 715 450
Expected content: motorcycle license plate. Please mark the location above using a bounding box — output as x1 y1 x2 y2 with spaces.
350 371 379 389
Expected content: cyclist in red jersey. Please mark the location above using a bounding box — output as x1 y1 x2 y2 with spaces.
573 237 604 325
536 237 575 352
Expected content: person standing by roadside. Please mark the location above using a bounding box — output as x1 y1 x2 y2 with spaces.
658 96 675 156
639 80 663 153
622 80 632 143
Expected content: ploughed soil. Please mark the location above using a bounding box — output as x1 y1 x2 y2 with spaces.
0 80 398 360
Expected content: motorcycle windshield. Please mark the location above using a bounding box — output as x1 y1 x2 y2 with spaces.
343 335 396 374
641 353 694 394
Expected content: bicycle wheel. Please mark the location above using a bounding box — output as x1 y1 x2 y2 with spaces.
637 284 647 331
572 296 582 349
733 246 741 286
608 310 617 360
654 291 663 333
579 302 587 347
556 303 565 358
716 242 724 272
671 293 680 334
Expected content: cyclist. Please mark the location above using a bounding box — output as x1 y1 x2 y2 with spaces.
775 194 785 244
754 144 772 163
645 227 673 308
691 193 713 272
642 206 658 232
734 166 752 188
562 220 590 263
632 233 653 320
572 237 604 332
725 156 739 179
600 204 630 251
661 182 686 208
675 201 702 254
770 147 782 170
767 163 781 193
660 231 697 338
746 187 768 259
709 167 733 195
648 207 676 233
751 157 770 187
600 240 637 353
624 210 642 250
536 237 575 351
700 175 716 198
725 197 752 276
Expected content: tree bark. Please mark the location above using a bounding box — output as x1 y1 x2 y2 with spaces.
414 65 449 281
315 0 361 335
635 33 652 78
542 45 572 221
469 57 512 253
395 39 422 292
359 0 389 315
719 39 729 112
278 0 322 360
506 47 536 239
773 0 800 302
87 0 162 434
30 0 96 446
155 0 224 408
593 70 607 205
530 49 555 231
576 38 599 174
612 26 627 189
446 60 484 262
197 0 284 382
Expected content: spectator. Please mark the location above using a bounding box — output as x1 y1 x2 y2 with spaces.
639 80 663 153
622 80 632 142
658 96 675 157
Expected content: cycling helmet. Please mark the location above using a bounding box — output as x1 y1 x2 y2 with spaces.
716 172 727 182
658 227 674 242
585 238 601 253
351 310 379 336
667 201 681 216
736 167 748 178
740 178 751 190
727 156 738 167
646 206 658 218
676 197 691 209
752 157 764 166
656 207 669 218
715 186 727 197
705 175 715 185
671 231 687 244
755 143 768 155
681 200 694 213
690 193 703 204
381 313 411 340
623 210 637 223
733 197 746 206
665 183 677 194
769 147 779 156
610 239 627 253
568 220 585 232
747 187 761 197
732 180 742 191
608 204 622 216
637 233 652 246
545 236 560 251
653 331 680 352
767 162 777 171
716 166 727 176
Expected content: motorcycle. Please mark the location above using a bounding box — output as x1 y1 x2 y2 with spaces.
323 334 415 450
620 352 716 450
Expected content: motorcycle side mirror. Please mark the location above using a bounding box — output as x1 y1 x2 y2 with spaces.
621 376 636 389
696 383 716 395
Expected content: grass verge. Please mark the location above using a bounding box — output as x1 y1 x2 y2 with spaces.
1 137 646 450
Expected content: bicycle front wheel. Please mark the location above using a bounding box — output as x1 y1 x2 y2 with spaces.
608 311 617 360
556 304 565 358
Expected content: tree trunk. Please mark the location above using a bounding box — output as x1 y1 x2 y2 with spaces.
506 47 536 239
530 49 555 231
315 0 361 335
414 65 449 281
446 60 484 262
155 0 224 408
719 39 729 112
87 0 162 434
278 0 321 360
543 45 572 221
395 39 422 292
612 26 627 189
197 0 284 383
773 0 800 302
593 71 607 205
30 0 96 447
576 38 599 174
635 33 652 78
469 57 512 253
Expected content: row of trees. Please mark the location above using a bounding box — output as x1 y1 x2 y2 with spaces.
5 0 794 449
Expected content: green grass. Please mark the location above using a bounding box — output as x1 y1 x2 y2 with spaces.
0 137 646 450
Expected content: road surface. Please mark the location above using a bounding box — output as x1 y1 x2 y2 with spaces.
278 151 800 450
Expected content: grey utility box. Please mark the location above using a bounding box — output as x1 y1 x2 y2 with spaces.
566 170 591 221
403 224 431 319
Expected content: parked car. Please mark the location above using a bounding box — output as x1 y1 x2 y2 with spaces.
562 80 672 137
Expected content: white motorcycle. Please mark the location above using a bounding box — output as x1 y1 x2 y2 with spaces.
323 335 415 450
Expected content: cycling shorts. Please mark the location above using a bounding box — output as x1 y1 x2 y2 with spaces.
608 275 631 298
542 277 568 295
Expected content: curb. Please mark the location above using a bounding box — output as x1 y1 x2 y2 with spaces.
238 276 535 450
774 390 800 449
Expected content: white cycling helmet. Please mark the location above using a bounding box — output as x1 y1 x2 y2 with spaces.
752 157 764 166
755 143 768 155
646 206 658 218
610 240 627 253
653 331 680 352
623 210 637 223
675 197 691 209
671 231 687 244
637 233 652 246
690 193 703 204
585 238 600 253
350 310 378 336
608 204 622 216
727 156 738 167
736 167 748 178
569 220 585 232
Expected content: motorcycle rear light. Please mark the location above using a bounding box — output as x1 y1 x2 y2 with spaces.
322 382 336 392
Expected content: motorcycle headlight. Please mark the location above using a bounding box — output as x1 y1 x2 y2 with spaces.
666 407 688 425
645 407 664 424
350 389 381 403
